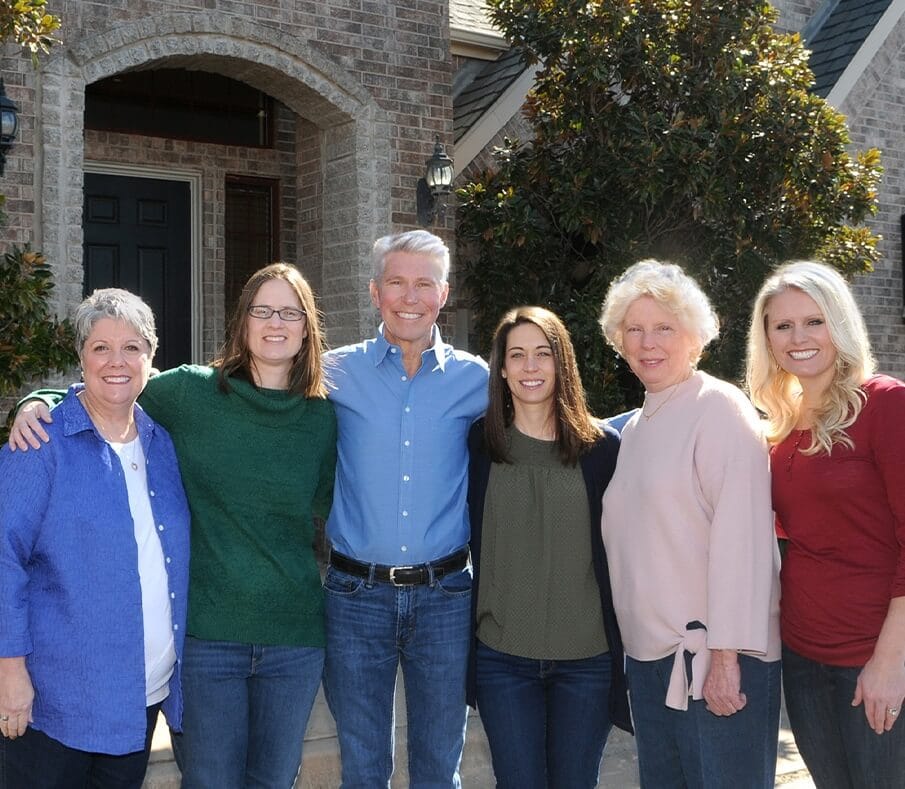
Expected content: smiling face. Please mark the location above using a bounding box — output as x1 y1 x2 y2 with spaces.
245 278 308 382
765 287 837 392
80 317 153 416
621 295 698 392
369 251 449 355
502 322 557 416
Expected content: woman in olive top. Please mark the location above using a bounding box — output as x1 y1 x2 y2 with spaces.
8 264 337 788
466 306 630 789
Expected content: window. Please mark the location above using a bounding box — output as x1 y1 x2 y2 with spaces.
85 69 273 147
225 177 280 320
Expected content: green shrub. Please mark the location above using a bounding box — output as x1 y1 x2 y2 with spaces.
0 245 77 429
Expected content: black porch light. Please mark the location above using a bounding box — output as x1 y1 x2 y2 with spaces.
416 136 454 226
0 79 19 177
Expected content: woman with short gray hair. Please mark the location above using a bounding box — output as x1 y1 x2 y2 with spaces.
0 288 190 788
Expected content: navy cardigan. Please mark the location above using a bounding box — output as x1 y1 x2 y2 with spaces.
465 417 633 734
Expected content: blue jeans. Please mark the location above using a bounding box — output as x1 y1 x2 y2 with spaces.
626 653 781 788
474 640 613 789
783 645 905 789
0 704 159 789
171 636 324 789
323 565 471 788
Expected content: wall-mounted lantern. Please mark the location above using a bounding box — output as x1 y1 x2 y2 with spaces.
416 136 454 226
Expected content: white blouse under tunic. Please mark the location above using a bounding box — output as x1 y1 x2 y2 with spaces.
112 437 176 706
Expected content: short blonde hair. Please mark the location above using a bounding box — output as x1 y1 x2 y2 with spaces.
599 259 719 362
746 260 875 453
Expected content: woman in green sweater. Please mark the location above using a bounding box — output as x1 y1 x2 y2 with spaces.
8 264 337 788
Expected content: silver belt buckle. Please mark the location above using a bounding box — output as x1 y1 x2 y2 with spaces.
388 565 415 586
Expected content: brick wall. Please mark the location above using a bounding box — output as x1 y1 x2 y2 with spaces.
833 13 905 378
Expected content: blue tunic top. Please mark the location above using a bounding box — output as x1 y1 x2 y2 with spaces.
0 389 190 754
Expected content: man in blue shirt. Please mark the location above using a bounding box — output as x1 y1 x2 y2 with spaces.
324 230 488 787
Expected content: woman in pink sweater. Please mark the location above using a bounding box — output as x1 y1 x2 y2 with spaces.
747 261 905 788
600 259 781 787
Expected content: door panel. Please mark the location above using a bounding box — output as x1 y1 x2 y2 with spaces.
83 173 191 370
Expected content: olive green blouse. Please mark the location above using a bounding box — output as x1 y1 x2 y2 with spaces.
475 426 607 659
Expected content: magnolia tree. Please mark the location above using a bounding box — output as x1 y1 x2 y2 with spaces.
0 247 76 398
457 0 882 414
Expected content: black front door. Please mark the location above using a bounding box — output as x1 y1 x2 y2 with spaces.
83 173 191 371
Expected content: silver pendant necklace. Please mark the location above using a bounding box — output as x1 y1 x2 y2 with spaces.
125 437 140 470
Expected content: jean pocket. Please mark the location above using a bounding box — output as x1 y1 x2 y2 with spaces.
435 567 473 598
323 567 366 596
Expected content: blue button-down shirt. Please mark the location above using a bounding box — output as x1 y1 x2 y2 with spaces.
326 325 489 565
0 388 190 754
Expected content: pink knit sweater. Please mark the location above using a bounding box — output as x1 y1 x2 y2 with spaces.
602 371 781 710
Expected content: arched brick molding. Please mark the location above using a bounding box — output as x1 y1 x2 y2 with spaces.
38 12 391 347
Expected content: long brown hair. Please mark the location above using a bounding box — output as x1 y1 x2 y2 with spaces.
212 262 328 398
485 306 601 465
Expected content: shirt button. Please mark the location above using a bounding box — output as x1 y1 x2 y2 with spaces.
170 592 176 599
401 375 408 381
402 510 408 517
166 557 171 564
401 545 408 552
149 491 155 497
404 406 411 413
158 524 165 531
404 440 410 447
403 475 410 482
391 348 397 354
173 624 179 631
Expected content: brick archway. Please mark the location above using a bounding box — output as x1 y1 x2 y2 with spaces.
39 12 391 346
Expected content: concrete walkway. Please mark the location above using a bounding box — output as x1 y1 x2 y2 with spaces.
142 691 814 788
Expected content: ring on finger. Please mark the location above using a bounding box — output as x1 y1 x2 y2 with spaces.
889 707 899 716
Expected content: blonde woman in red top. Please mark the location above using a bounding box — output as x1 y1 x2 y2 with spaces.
747 260 905 788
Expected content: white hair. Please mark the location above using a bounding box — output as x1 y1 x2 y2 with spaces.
599 259 719 361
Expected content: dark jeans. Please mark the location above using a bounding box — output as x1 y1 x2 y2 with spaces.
0 704 159 789
783 645 905 789
475 640 613 789
626 653 781 788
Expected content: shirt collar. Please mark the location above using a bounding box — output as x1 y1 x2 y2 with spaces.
373 323 447 372
60 383 156 442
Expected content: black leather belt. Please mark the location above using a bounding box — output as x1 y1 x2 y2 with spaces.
329 547 469 586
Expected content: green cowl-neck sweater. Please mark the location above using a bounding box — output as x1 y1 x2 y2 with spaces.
141 365 336 646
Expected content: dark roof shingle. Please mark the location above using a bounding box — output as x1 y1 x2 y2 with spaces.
453 48 529 143
807 0 893 97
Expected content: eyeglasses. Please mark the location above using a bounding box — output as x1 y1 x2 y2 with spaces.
247 305 307 322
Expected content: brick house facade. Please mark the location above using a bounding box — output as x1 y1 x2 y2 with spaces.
1 0 457 374
6 1 899 387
